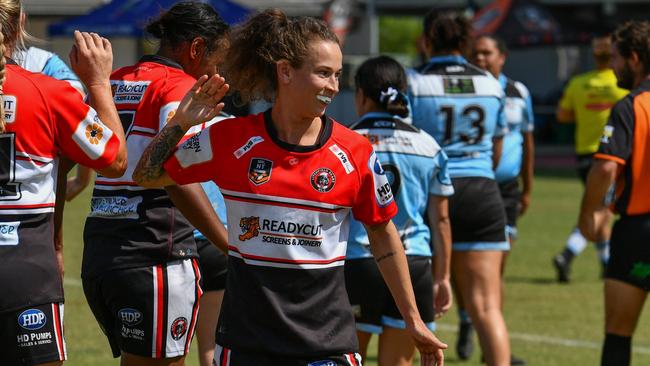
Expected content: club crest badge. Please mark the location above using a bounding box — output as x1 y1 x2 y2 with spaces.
248 158 273 185
311 167 336 193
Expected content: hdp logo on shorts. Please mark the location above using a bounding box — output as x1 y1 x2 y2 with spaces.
308 361 336 366
18 309 47 330
118 308 143 327
171 317 188 340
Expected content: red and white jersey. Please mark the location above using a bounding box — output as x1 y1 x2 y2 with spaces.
83 55 203 279
164 110 397 356
0 62 119 312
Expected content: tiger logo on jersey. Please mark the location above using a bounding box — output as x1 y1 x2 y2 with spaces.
238 216 260 241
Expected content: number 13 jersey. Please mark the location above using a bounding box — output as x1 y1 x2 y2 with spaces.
164 110 397 356
407 55 507 179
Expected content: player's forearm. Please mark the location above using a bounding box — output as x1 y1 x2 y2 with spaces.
492 136 504 170
166 183 229 254
86 84 127 177
133 124 185 187
366 220 421 326
580 159 618 214
521 132 534 194
428 196 451 282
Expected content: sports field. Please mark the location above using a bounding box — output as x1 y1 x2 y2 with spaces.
59 170 650 365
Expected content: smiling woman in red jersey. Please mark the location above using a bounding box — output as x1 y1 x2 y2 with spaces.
133 8 447 366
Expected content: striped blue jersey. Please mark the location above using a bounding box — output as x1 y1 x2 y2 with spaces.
407 55 507 179
346 112 454 259
495 74 534 183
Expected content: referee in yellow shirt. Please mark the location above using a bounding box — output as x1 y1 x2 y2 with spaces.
552 34 628 283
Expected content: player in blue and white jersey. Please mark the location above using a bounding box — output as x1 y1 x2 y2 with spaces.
345 55 454 366
407 11 511 366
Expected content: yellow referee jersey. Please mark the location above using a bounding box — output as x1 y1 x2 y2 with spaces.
559 69 628 154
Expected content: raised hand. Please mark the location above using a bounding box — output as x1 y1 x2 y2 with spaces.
69 30 113 89
170 74 230 131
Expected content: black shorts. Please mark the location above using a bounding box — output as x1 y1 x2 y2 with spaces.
576 154 594 184
215 344 363 366
344 256 434 334
606 214 650 291
448 177 509 251
499 179 521 239
82 259 201 358
196 238 228 292
0 302 66 365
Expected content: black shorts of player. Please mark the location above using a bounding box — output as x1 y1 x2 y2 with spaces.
344 256 435 334
448 177 508 251
196 238 228 292
215 344 363 366
0 302 66 366
576 153 594 184
499 179 521 229
606 214 650 291
83 259 201 359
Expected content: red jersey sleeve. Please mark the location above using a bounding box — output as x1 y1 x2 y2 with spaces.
156 76 196 131
50 81 120 169
164 122 221 185
351 147 398 226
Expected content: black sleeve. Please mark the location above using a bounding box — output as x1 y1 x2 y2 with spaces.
597 96 634 162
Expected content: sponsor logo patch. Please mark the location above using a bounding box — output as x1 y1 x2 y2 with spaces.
238 216 260 241
18 309 47 330
3 95 16 123
248 158 273 185
0 221 19 246
443 77 475 94
369 151 394 207
170 317 188 340
118 308 143 327
72 110 113 160
601 125 614 144
111 80 151 104
176 130 213 168
89 196 142 219
329 144 355 174
234 136 264 159
311 167 336 193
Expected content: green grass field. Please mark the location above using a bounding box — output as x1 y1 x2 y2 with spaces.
59 171 650 365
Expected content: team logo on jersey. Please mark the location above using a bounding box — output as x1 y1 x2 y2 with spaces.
118 308 143 327
600 125 614 144
238 216 260 241
248 158 273 185
85 122 104 145
111 80 151 104
18 309 47 330
443 77 475 94
369 151 394 207
3 95 16 123
170 317 188 340
234 136 264 159
311 168 336 193
329 144 355 174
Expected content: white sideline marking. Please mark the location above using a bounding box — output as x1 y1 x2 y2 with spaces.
436 323 650 355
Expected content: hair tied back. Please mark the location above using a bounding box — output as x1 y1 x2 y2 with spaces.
379 87 399 104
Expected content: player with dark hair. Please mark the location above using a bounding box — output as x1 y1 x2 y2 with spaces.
81 2 230 365
345 55 454 365
408 10 511 366
0 2 128 365
133 8 447 366
578 20 650 366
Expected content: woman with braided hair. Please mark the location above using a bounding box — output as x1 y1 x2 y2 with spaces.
0 1 127 365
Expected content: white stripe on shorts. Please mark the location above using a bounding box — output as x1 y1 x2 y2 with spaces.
164 259 200 357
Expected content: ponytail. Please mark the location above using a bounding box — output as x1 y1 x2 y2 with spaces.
354 55 409 118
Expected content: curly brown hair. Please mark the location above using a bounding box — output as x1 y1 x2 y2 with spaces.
222 8 339 103
612 21 650 74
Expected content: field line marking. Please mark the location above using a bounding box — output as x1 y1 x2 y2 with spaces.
436 323 650 355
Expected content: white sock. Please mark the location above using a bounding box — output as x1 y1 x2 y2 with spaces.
566 228 587 255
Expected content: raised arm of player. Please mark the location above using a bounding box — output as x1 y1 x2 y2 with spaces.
427 195 452 317
366 220 447 366
133 75 228 188
69 30 126 178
